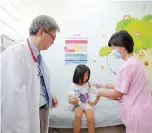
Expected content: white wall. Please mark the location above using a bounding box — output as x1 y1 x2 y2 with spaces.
40 1 152 106
3 0 152 106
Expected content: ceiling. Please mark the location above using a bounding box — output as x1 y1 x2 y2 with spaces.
10 0 102 19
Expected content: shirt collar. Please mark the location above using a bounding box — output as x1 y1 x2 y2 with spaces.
28 38 40 58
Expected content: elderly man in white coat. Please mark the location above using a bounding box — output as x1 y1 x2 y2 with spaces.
1 15 60 133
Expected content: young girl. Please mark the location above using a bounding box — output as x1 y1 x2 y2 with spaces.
68 65 100 133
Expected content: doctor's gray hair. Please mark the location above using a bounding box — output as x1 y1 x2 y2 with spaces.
29 15 60 35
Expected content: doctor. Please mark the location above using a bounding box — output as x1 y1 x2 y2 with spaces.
1 15 60 133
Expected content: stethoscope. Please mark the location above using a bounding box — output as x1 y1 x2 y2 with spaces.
106 55 116 75
27 39 43 77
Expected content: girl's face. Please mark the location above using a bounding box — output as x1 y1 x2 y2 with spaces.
83 72 89 83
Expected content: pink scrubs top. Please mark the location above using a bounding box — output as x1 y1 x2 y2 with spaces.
115 56 152 133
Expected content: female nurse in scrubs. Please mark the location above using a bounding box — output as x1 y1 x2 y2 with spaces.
95 30 152 133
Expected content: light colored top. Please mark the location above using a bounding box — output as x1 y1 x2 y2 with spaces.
115 56 152 129
68 82 99 103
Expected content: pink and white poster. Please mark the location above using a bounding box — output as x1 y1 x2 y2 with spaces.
64 37 88 64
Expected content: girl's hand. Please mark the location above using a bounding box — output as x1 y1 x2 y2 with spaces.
88 101 96 106
68 98 80 105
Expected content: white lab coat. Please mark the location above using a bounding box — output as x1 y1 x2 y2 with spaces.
1 41 46 133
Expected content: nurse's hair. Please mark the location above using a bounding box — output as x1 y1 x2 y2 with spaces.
108 30 134 53
29 15 60 35
73 65 90 85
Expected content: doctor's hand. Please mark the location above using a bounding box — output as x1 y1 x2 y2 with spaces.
52 96 59 108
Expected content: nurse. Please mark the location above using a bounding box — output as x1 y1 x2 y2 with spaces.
95 30 152 133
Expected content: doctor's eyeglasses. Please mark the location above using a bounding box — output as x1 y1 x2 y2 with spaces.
45 30 56 41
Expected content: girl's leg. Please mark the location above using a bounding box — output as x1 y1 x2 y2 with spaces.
73 106 83 133
84 109 95 133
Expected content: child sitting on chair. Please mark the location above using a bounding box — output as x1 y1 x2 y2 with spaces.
68 65 100 133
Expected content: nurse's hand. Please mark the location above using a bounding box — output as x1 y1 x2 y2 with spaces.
93 83 105 89
52 96 59 108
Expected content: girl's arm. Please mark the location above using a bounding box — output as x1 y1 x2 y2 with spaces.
88 96 100 106
88 82 101 106
68 84 80 105
68 98 79 105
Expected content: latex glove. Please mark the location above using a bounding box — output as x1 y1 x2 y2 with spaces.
93 83 105 89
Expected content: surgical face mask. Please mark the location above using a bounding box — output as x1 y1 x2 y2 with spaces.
111 49 122 59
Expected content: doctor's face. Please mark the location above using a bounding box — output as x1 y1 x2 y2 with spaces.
37 29 56 50
43 30 56 50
